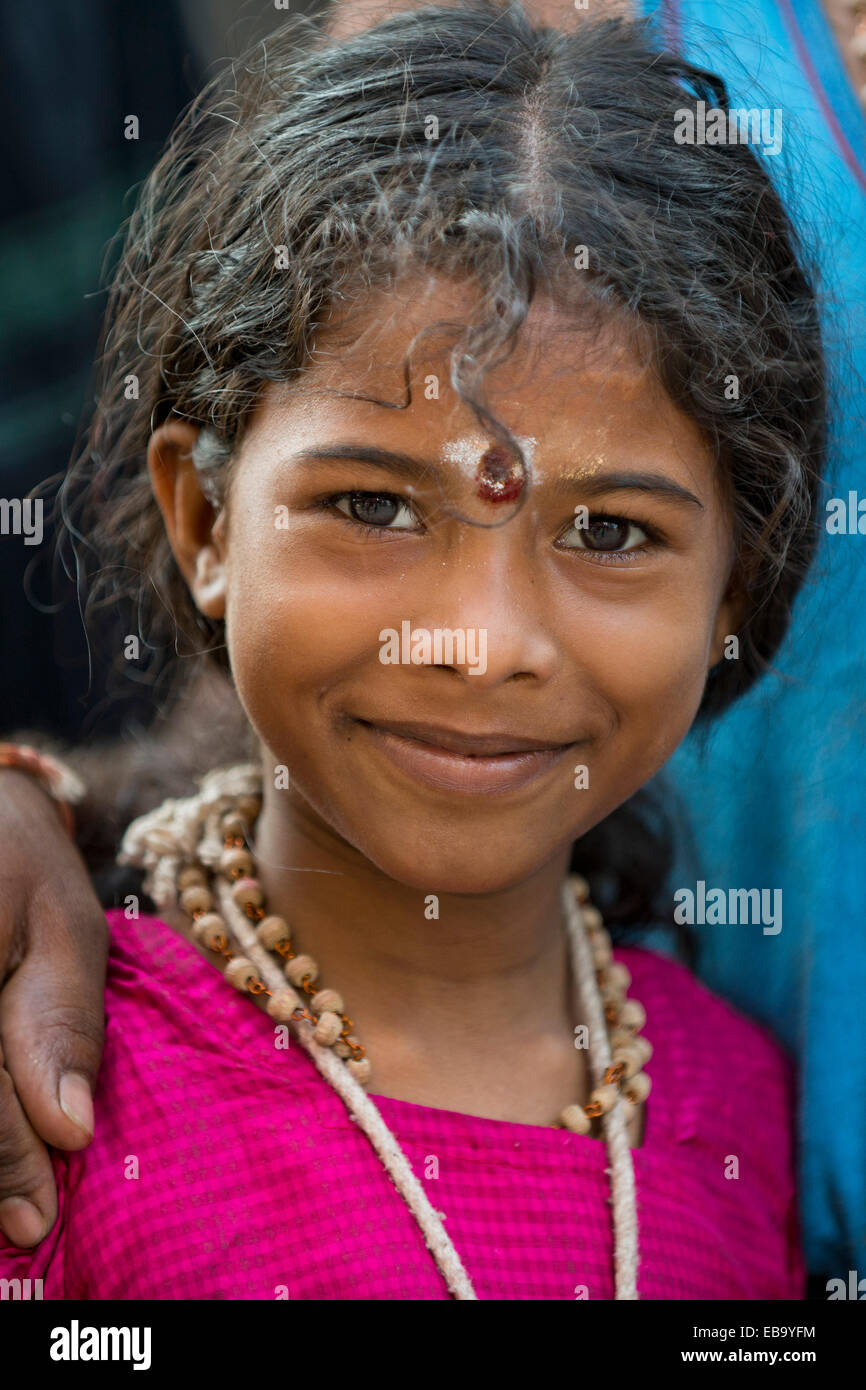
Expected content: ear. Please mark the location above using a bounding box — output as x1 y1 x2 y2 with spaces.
147 420 227 620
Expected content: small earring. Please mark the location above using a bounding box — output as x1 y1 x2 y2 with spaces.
195 551 217 585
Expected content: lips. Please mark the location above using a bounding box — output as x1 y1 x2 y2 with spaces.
352 717 580 795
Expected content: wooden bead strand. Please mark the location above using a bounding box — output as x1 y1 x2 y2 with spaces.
178 799 650 1133
556 875 651 1136
176 802 371 1083
122 769 644 1301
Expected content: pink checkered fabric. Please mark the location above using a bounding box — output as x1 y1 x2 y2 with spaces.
0 912 804 1299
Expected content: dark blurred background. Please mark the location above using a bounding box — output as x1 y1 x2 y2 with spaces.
0 0 321 738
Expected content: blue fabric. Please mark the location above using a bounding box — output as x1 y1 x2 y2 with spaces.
638 0 866 1275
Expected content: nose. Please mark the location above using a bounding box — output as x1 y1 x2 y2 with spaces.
411 533 560 688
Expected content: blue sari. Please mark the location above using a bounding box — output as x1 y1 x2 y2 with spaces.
640 0 866 1279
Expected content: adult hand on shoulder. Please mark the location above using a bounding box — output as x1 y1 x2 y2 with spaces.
0 771 107 1246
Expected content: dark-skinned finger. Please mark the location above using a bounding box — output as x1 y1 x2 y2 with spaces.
0 1056 57 1246
0 892 107 1151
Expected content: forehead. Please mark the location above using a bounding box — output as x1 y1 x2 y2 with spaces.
305 271 652 399
249 271 714 484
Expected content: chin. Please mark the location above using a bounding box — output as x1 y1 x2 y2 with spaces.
355 832 554 897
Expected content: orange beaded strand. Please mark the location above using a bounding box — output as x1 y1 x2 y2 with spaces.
177 805 649 1130
177 803 371 1082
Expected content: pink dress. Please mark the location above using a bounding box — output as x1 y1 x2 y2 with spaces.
0 911 804 1299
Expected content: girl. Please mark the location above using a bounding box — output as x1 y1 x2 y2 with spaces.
0 1 822 1298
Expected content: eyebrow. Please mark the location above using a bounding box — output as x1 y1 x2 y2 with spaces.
288 444 439 485
553 470 704 510
287 446 704 509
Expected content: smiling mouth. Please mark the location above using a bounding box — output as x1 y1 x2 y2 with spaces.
351 717 581 795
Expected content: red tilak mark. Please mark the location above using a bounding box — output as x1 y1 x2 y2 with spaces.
476 445 524 503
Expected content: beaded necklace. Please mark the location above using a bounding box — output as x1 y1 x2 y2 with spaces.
120 763 652 1299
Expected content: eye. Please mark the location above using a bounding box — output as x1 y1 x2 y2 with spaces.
559 513 651 557
332 491 420 531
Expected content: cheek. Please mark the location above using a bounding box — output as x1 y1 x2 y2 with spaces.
571 577 718 748
221 509 390 723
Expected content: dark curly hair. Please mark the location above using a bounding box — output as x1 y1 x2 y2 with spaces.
58 1 828 943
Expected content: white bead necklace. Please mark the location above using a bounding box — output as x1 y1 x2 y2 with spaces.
120 764 649 1299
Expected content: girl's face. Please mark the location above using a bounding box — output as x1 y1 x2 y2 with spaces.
153 273 741 894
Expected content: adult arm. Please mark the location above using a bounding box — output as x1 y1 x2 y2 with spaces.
0 667 248 1246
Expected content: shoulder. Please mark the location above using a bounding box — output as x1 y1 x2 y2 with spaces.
615 942 794 1078
100 908 318 1086
615 943 804 1298
0 912 327 1298
104 905 201 975
614 943 797 1153
101 908 224 1036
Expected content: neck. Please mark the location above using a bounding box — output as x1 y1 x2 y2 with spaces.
251 774 582 1118
254 780 574 1039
